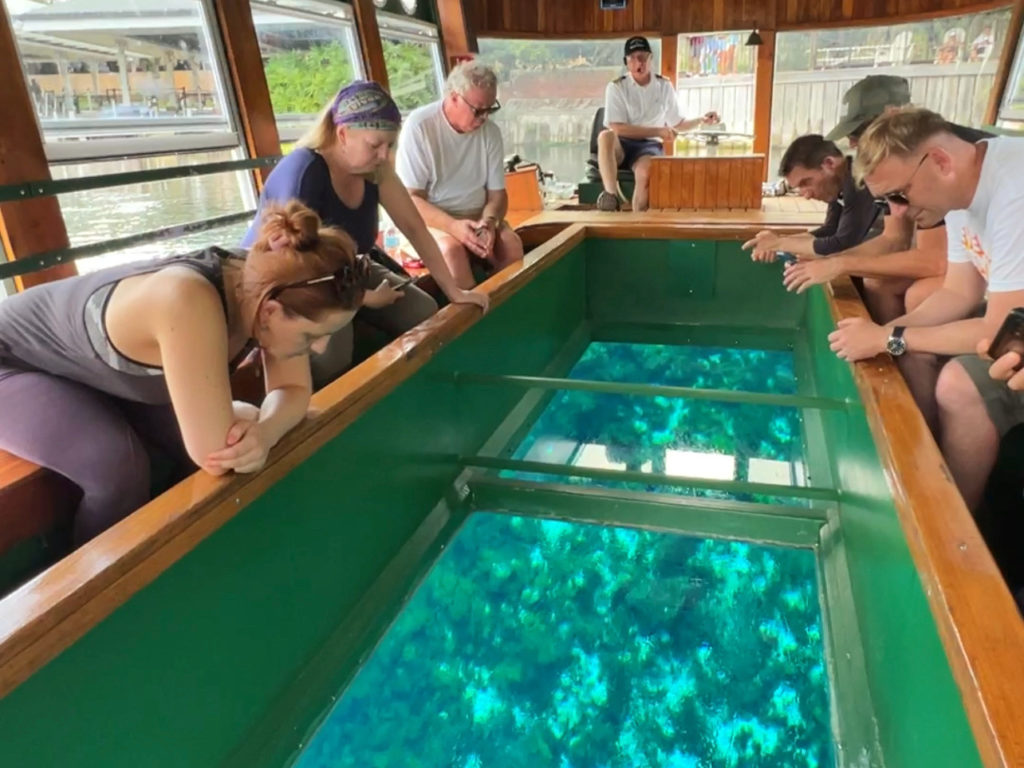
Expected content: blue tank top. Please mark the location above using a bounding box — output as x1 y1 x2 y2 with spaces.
242 148 380 253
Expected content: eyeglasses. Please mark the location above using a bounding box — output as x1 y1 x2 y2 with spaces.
878 153 929 206
458 93 501 119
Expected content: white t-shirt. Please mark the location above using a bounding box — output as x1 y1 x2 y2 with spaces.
395 101 506 217
604 74 682 130
945 137 1024 292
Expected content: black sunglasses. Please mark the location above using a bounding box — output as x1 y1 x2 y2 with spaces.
266 255 364 301
459 93 501 118
878 153 929 206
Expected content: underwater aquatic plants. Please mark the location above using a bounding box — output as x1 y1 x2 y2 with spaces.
295 514 832 768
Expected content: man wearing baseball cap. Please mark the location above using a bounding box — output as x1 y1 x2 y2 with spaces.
596 36 720 212
825 74 911 144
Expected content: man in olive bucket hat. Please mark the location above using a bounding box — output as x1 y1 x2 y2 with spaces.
825 74 911 143
779 74 993 434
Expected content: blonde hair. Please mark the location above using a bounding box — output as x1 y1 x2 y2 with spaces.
854 107 950 182
297 100 336 152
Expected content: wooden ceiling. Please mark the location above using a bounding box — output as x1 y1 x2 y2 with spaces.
462 0 1013 37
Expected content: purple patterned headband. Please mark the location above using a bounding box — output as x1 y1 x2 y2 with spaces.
331 81 402 132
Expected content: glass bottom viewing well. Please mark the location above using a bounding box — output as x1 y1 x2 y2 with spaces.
294 512 833 768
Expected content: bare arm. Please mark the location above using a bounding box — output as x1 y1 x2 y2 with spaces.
256 353 313 448
148 272 239 473
481 189 508 226
770 232 817 257
896 262 994 356
378 166 488 307
607 121 669 141
833 223 946 280
406 187 491 259
406 188 458 233
827 262 989 361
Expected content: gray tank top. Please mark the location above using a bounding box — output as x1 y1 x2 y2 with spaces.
0 247 245 404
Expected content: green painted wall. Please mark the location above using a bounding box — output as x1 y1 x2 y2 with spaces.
802 290 983 768
0 240 983 768
0 252 586 768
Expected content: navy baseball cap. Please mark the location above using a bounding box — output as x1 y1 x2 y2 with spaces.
624 36 652 56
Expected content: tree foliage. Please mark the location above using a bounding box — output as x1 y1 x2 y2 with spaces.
263 43 354 114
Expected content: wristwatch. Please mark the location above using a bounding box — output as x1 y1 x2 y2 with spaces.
886 326 907 357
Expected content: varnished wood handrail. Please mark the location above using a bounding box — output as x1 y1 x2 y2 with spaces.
0 224 586 699
826 276 1024 768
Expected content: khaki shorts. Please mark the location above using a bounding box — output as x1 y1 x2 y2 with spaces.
955 353 1024 436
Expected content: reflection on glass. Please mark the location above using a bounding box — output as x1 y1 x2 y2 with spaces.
769 8 1011 178
294 512 833 768
7 0 231 144
477 38 662 185
252 0 362 141
52 148 255 271
506 343 806 503
382 36 442 112
675 32 755 156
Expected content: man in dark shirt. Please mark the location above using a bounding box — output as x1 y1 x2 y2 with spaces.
742 134 881 260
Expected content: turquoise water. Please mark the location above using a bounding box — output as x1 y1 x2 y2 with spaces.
506 343 806 503
294 513 833 768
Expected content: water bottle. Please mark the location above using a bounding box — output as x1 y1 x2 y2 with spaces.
383 222 400 257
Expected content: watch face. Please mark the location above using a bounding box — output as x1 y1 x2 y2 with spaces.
886 336 907 356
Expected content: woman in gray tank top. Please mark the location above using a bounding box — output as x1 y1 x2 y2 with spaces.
0 201 370 544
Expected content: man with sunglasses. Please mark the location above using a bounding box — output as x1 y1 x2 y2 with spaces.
782 76 991 326
396 59 523 290
829 107 1024 513
596 36 719 212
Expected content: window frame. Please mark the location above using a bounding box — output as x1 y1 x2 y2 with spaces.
251 0 365 142
999 31 1024 122
376 10 444 99
7 0 244 164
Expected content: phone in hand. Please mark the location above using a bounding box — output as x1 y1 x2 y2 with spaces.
777 251 797 266
987 307 1024 365
392 274 416 290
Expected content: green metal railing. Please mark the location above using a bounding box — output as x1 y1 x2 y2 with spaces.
459 455 841 503
452 372 855 411
0 156 280 281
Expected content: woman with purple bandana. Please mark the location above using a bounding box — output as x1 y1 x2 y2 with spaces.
243 81 488 389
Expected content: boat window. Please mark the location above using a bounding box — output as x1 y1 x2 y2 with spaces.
376 12 444 115
998 24 1024 127
4 0 240 162
251 0 364 144
769 8 1012 179
675 32 755 157
53 147 258 273
475 37 662 187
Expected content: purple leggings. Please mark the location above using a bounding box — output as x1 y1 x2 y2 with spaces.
0 366 193 544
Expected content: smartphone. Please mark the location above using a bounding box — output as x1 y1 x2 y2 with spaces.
988 307 1024 363
392 274 416 290
777 251 797 266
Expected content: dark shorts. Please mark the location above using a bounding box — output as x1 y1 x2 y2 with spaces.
955 354 1024 436
619 137 663 170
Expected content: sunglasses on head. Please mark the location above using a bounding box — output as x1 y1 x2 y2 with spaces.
266 255 364 302
459 93 501 119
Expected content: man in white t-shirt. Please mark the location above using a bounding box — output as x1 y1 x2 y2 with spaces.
827 107 1024 511
395 60 523 289
596 36 719 212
